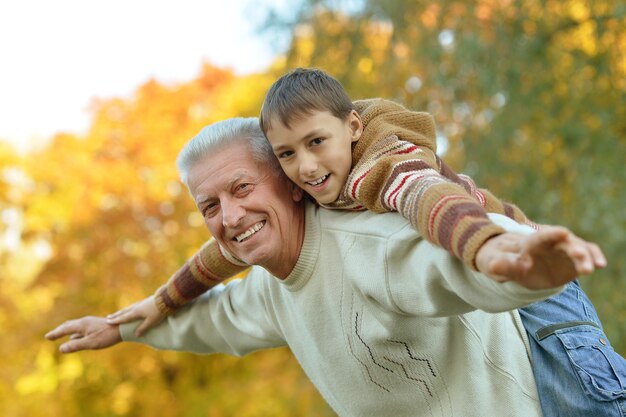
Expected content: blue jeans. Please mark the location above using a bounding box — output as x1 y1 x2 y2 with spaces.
519 281 626 416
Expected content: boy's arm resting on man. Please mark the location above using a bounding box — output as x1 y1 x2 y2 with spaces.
107 238 248 336
154 238 249 314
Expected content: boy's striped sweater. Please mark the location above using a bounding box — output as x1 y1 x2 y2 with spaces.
154 98 535 314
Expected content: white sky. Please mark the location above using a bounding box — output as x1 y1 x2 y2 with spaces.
0 0 289 152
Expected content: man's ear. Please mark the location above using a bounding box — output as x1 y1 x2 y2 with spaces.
289 181 304 202
348 110 363 142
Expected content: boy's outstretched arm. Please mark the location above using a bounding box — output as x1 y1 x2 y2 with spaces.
348 99 585 274
475 225 606 289
345 100 504 269
107 238 248 336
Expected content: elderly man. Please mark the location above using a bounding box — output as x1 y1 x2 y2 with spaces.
48 118 600 416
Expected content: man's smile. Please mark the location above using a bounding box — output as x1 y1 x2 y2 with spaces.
234 220 266 242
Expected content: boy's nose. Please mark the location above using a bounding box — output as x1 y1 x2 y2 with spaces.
299 157 318 177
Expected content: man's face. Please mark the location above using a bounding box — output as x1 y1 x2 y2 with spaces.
188 141 304 277
266 110 362 205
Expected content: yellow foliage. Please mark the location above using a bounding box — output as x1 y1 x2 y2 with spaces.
567 0 591 23
111 382 136 415
358 57 374 73
15 346 59 396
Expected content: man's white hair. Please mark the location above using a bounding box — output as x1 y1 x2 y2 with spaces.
176 117 284 187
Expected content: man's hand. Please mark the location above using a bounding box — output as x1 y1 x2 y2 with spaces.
45 316 122 354
476 226 606 289
106 296 164 337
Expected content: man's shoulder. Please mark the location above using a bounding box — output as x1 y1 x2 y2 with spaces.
308 203 416 240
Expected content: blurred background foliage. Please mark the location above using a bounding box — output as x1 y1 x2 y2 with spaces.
1 0 625 415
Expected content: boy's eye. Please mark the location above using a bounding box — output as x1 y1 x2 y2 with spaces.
310 138 324 146
278 150 294 158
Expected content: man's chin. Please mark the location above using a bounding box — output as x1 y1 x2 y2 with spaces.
230 248 268 268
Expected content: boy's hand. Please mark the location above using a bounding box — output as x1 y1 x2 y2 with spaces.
106 296 165 337
46 316 122 353
476 226 606 289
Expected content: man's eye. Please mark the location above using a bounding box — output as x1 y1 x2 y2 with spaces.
236 183 253 194
202 203 218 217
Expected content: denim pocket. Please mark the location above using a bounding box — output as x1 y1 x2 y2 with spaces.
556 328 626 402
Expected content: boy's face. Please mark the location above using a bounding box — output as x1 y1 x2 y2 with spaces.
266 110 362 204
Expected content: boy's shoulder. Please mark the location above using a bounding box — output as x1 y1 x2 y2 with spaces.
353 97 407 117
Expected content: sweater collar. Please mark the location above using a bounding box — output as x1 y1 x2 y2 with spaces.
280 202 321 291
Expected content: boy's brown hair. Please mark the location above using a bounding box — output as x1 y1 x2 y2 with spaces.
259 68 354 134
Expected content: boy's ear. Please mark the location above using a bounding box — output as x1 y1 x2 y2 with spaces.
348 110 363 142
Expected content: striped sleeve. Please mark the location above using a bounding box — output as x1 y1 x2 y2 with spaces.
154 238 248 314
326 98 536 269
346 139 506 269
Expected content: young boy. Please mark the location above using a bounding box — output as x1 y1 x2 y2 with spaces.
109 68 625 415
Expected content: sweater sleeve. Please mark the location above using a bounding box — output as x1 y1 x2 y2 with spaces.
154 238 249 315
123 273 286 356
338 99 536 269
384 213 564 317
437 158 539 229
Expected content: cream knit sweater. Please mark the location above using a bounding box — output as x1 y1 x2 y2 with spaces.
123 204 561 417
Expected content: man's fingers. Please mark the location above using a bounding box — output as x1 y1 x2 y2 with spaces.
45 320 80 340
59 337 92 354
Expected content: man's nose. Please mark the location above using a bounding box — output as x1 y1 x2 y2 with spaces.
222 199 245 228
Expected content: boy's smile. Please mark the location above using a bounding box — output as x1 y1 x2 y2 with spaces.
266 110 362 204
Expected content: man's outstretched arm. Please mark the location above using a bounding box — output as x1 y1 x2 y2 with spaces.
45 317 122 353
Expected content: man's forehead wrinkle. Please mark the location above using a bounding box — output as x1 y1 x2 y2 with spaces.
192 170 249 205
227 173 244 189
